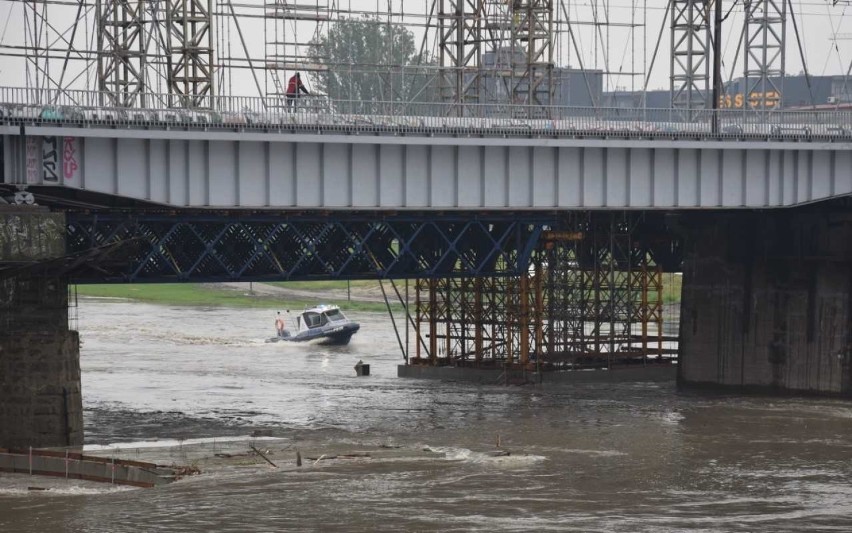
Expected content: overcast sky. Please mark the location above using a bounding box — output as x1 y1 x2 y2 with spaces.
0 0 849 98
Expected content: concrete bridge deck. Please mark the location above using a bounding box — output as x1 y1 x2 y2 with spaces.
2 88 852 211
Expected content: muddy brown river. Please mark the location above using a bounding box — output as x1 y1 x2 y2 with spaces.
1 299 851 532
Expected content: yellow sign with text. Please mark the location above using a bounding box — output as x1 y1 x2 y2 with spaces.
719 91 781 109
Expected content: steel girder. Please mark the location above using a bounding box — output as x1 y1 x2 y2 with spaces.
65 213 552 283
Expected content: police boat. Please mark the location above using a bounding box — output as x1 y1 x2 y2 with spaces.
271 304 360 345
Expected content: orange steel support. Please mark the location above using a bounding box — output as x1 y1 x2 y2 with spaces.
520 274 530 365
415 278 422 361
534 263 543 364
429 278 437 365
505 278 514 365
474 277 483 364
444 279 452 361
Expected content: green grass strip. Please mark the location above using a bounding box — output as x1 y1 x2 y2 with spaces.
75 283 398 312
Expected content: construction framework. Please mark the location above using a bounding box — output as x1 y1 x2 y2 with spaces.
1 3 846 114
1 1 651 110
670 0 711 116
166 0 215 108
438 0 486 109
437 0 555 113
743 0 786 111
96 0 150 107
409 214 677 371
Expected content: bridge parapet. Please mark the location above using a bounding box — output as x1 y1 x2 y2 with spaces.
2 86 851 142
2 87 852 211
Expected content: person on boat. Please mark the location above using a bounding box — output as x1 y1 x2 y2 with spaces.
275 312 285 337
286 72 310 112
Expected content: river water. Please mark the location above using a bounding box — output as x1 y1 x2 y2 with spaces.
2 299 852 532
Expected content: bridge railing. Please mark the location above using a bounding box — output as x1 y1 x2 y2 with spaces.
1 86 851 140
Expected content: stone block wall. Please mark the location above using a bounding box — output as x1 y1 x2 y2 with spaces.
0 208 83 448
0 331 82 448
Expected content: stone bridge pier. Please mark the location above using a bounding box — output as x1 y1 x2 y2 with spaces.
678 201 852 395
0 208 82 448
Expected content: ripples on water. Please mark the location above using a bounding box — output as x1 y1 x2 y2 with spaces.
1 300 852 532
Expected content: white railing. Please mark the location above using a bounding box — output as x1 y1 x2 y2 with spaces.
1 86 851 140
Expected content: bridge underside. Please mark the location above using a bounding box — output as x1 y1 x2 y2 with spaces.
59 210 682 283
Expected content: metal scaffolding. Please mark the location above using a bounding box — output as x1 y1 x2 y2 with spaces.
409 215 675 371
541 223 666 369
743 0 786 111
5 1 845 115
2 0 649 111
263 0 330 108
670 0 711 116
166 0 214 108
510 0 555 107
438 0 486 109
97 0 149 107
437 0 555 113
22 0 51 97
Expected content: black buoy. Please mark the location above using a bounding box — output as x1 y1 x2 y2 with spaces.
354 360 370 377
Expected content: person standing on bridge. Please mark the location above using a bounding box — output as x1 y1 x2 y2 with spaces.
286 72 310 112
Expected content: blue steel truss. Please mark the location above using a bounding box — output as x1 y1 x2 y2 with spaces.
65 213 554 283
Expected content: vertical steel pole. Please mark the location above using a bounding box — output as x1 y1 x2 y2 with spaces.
520 274 530 365
405 278 409 362
712 0 722 134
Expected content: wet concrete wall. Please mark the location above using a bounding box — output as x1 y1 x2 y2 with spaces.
0 208 83 448
679 205 852 395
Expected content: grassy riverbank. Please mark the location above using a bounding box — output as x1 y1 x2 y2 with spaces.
74 283 396 312
76 275 683 309
663 273 683 304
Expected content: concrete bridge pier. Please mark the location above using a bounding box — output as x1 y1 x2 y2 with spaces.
0 209 83 448
678 204 852 396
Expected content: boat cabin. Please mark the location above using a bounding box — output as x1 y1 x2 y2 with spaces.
295 305 349 332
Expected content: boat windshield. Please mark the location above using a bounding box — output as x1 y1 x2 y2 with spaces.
303 311 326 328
324 309 347 322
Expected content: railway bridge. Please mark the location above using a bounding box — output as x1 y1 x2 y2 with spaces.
2 91 852 449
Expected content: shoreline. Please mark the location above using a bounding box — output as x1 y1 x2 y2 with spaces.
74 281 403 313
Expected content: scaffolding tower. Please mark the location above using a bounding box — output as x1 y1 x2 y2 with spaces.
4 0 650 112
410 217 672 371
22 0 52 100
743 0 786 111
670 0 711 117
96 0 150 107
166 0 214 108
510 0 555 107
264 0 330 109
438 0 486 109
438 0 554 115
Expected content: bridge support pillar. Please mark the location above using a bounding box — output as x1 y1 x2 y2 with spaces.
678 206 852 396
0 208 83 448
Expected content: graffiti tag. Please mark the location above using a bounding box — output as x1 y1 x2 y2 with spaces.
63 137 78 180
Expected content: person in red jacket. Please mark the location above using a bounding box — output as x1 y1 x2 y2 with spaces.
286 72 309 112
